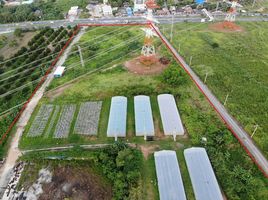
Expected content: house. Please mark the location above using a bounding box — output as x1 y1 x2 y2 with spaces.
133 0 146 12
102 4 113 16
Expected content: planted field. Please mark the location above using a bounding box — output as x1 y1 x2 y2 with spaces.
54 105 76 138
0 26 75 156
27 104 54 137
160 22 268 157
74 101 102 135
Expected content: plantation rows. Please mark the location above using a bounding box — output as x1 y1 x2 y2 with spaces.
54 104 76 138
27 104 54 137
74 102 102 135
0 26 75 113
0 26 76 152
27 101 103 138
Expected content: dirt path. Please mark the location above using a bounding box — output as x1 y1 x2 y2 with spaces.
0 28 85 198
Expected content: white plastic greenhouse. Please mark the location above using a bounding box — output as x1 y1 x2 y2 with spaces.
154 150 187 200
107 96 127 140
134 95 154 138
184 147 223 200
157 94 184 139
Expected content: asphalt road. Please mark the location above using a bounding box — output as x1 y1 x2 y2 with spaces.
151 23 268 177
0 15 268 33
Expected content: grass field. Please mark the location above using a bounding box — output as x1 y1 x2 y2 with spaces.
161 21 268 158
19 25 268 199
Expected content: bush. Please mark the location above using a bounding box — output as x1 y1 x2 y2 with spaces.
161 65 187 86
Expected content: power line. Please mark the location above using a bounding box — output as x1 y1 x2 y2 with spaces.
0 26 136 82
0 26 129 78
0 33 143 98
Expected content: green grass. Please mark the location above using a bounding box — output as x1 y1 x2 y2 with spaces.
161 21 268 158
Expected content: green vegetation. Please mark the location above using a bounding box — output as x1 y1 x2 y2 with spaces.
0 26 74 158
20 143 143 200
160 22 268 158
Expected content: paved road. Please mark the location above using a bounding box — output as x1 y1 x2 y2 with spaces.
151 23 268 177
0 15 267 33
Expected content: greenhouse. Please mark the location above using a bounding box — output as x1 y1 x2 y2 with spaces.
107 96 127 139
157 94 184 137
184 147 223 200
154 150 187 200
134 95 154 138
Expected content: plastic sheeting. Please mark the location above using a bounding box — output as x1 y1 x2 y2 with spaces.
184 147 223 200
154 150 187 200
157 94 184 135
107 96 127 137
134 95 154 136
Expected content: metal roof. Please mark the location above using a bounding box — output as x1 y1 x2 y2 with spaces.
154 150 187 200
157 94 184 135
107 96 127 138
134 95 154 137
184 147 223 200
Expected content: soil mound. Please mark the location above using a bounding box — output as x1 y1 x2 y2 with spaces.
209 22 245 33
125 56 169 75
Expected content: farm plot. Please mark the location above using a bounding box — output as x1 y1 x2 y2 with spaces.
74 101 102 135
44 105 60 138
53 105 76 138
27 105 54 137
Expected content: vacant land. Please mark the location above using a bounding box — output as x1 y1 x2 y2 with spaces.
161 22 268 158
19 144 143 200
0 32 36 59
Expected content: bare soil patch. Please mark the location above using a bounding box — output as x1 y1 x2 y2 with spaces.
124 56 169 75
45 83 73 101
139 144 159 159
209 22 245 33
39 165 112 200
0 32 36 59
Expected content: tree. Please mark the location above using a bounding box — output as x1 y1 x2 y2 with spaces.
161 65 187 86
14 28 22 37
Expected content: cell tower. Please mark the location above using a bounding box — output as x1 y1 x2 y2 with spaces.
140 0 159 66
224 0 243 26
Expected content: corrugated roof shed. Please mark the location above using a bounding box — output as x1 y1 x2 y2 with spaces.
184 147 223 200
107 96 127 138
157 94 184 136
134 95 154 137
154 150 187 200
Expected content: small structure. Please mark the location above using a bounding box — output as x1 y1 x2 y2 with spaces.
133 0 146 12
126 7 133 17
134 95 154 139
53 66 65 78
184 147 223 200
107 96 127 141
157 94 184 140
68 6 79 22
68 6 79 16
102 4 113 17
154 150 187 200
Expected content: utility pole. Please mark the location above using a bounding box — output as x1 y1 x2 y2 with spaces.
216 1 219 12
189 56 193 66
170 14 174 42
77 45 84 67
204 72 208 83
251 124 259 138
252 0 256 7
223 93 229 106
